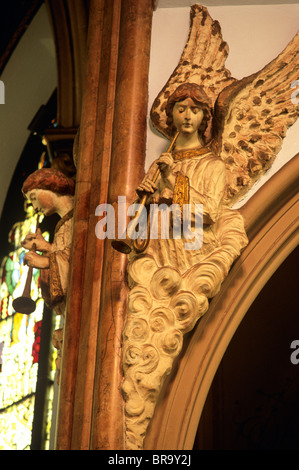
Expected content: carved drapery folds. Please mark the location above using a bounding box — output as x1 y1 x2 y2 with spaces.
143 153 299 450
122 174 248 449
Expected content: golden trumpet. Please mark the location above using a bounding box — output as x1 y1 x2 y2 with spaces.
12 214 40 315
111 131 179 254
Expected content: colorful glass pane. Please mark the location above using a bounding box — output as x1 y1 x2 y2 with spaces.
0 202 56 449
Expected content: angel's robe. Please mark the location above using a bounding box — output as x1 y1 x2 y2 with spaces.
128 146 248 298
40 209 73 316
122 146 248 440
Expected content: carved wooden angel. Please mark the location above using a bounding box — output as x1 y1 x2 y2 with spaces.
21 168 74 382
121 4 299 450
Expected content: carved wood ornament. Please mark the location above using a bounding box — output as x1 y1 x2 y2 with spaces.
120 4 299 449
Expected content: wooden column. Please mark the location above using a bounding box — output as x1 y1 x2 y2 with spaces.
55 0 153 450
90 0 153 450
54 0 105 450
70 0 122 450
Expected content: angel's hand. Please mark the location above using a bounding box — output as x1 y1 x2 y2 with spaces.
156 152 176 190
21 228 53 254
156 152 174 176
24 251 50 269
136 178 158 197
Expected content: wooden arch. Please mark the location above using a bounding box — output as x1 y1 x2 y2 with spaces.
144 153 299 450
43 0 88 176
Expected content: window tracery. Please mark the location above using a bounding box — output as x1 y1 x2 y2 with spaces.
0 201 58 449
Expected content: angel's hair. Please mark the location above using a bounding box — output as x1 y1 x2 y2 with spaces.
22 168 75 197
166 82 213 136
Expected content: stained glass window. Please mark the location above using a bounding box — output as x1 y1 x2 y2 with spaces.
0 201 58 450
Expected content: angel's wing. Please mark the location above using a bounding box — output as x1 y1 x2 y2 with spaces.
212 31 299 206
150 4 236 140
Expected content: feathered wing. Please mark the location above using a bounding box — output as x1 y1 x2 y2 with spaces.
150 4 299 205
150 4 236 140
212 30 299 206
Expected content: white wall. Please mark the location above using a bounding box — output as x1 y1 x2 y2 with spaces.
0 5 57 217
147 3 299 207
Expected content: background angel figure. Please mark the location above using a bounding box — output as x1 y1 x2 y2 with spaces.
21 168 74 382
121 4 299 450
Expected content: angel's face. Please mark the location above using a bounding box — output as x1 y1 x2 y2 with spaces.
172 98 204 136
26 189 58 216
